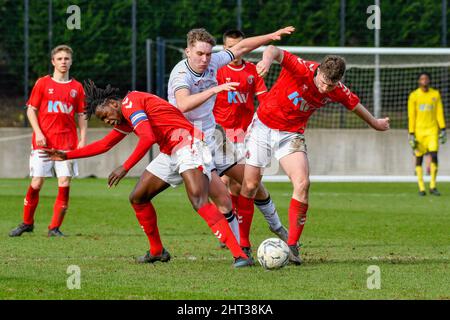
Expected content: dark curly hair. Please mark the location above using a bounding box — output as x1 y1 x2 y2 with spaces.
83 79 120 120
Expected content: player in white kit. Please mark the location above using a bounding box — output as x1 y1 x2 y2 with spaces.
166 27 294 260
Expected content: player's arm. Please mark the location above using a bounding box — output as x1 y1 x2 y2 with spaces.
228 26 295 59
44 129 127 161
436 92 447 144
26 107 47 147
175 83 239 113
407 92 418 149
108 121 156 187
255 45 284 78
352 103 390 131
77 113 88 148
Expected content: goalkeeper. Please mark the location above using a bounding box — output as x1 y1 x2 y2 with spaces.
408 72 447 196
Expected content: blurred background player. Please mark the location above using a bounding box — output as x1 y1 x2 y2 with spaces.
45 82 253 267
408 72 447 196
168 26 294 261
9 45 87 237
213 29 287 243
238 45 390 264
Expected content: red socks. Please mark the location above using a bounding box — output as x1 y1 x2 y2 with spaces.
197 203 247 259
287 198 308 246
48 186 70 230
132 202 163 256
230 193 239 215
23 185 40 225
237 195 255 248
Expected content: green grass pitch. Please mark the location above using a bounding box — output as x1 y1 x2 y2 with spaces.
0 178 449 299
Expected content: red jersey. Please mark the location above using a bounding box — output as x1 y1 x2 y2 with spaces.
27 75 85 150
214 61 267 142
115 91 202 155
257 50 360 133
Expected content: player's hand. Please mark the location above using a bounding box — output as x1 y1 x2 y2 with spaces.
108 165 128 187
373 117 390 131
40 148 67 161
270 26 295 41
77 139 86 149
213 82 239 94
408 134 417 150
256 60 272 78
35 132 47 147
439 129 447 144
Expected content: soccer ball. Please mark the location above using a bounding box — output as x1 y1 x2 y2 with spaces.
257 238 290 270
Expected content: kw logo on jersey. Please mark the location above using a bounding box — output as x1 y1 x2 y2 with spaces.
419 103 434 111
228 91 249 104
47 100 73 114
288 91 310 112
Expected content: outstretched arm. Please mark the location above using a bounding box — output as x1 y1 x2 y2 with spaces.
256 45 284 78
107 121 156 187
228 26 294 59
352 103 390 131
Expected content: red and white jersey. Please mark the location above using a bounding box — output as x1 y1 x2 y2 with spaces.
27 75 85 150
214 61 267 142
114 91 202 155
257 50 360 133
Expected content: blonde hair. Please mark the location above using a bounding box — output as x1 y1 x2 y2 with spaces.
187 28 216 47
51 45 73 58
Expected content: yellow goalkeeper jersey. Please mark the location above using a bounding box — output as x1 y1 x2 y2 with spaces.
408 87 446 136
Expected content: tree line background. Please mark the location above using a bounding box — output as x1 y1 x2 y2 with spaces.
0 0 447 126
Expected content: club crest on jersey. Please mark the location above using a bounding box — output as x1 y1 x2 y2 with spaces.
48 88 54 95
247 75 254 84
70 89 77 98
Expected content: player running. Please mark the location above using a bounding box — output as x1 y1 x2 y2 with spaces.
237 45 390 265
9 45 87 237
44 81 253 268
408 72 446 196
168 27 294 261
213 30 286 242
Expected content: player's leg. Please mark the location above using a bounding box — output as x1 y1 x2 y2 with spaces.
47 158 79 236
130 170 171 263
414 135 427 195
208 171 240 243
428 134 440 195
47 176 71 236
415 155 426 195
279 151 310 265
225 164 286 241
9 150 50 237
181 168 249 265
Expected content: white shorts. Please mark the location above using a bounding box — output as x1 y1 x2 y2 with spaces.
146 138 213 187
205 125 244 176
29 149 79 178
244 114 307 168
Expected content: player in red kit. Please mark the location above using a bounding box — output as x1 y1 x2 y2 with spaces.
9 45 87 237
214 30 289 246
237 45 391 264
44 81 253 268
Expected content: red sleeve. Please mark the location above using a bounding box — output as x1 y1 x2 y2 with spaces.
334 83 360 111
122 120 156 171
66 129 126 159
254 73 267 96
256 91 268 103
76 84 86 113
280 50 310 78
27 78 44 109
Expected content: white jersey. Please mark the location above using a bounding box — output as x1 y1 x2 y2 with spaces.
168 49 235 133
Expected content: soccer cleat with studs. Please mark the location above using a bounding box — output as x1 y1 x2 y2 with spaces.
136 248 171 264
9 223 34 237
233 256 254 268
269 225 289 242
48 227 65 237
288 244 303 265
429 188 441 196
418 191 426 196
